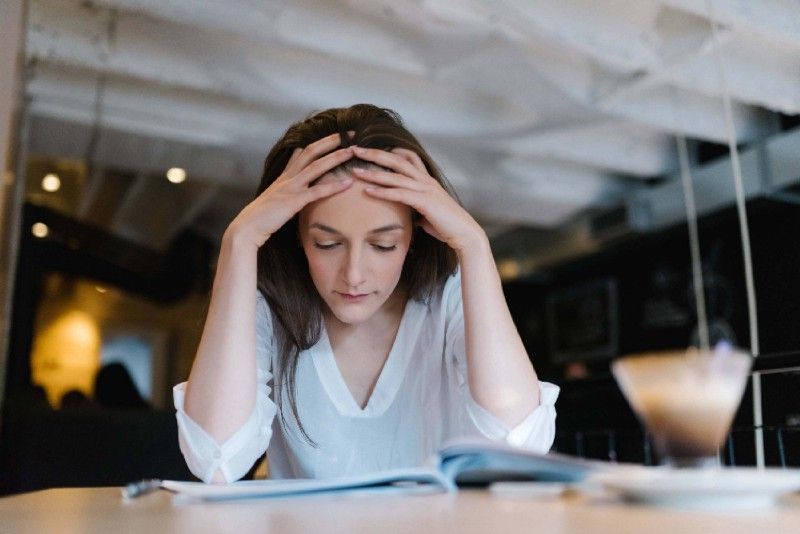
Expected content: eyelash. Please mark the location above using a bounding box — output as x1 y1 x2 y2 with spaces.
314 243 396 252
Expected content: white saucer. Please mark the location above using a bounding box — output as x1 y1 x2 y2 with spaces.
591 467 800 510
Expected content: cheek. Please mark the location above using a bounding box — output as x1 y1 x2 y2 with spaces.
383 251 410 281
303 248 332 283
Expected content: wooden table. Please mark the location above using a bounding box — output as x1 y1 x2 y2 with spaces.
3 486 800 533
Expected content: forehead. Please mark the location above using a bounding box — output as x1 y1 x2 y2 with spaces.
301 170 411 234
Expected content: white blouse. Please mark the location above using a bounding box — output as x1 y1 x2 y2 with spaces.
173 267 560 484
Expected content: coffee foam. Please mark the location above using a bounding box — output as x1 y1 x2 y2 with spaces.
631 381 745 458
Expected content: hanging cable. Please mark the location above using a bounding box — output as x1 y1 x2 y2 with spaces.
83 7 118 184
670 87 710 353
704 0 764 469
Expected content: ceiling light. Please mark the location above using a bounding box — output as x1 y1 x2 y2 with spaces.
32 222 49 238
166 167 186 183
41 173 61 192
497 258 520 280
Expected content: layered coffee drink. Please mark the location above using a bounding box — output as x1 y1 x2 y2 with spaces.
612 347 751 467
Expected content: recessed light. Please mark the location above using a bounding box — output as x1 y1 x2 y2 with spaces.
497 258 520 280
42 173 61 192
32 222 49 238
166 167 186 183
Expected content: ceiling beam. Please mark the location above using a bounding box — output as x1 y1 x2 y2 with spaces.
482 120 678 177
493 0 665 73
27 0 532 137
27 115 253 188
472 0 783 139
93 0 428 75
596 27 800 115
25 63 286 150
659 0 800 50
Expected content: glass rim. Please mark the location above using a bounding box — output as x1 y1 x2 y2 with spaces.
612 346 753 366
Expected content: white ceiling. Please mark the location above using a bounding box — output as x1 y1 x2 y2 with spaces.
21 0 800 252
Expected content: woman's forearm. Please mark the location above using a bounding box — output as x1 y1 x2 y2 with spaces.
183 227 260 447
457 233 541 429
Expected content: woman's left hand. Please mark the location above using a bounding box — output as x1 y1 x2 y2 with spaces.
351 146 486 254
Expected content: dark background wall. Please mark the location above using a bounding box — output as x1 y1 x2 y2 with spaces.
503 197 800 466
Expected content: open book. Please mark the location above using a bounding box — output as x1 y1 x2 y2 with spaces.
160 437 603 501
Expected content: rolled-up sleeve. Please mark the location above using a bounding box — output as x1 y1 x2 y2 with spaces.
172 291 278 483
444 267 559 453
458 378 559 452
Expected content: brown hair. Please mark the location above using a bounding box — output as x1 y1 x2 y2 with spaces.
254 104 460 446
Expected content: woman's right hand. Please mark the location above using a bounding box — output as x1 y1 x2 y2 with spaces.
226 132 356 249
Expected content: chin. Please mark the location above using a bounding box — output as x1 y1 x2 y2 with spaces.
325 295 385 325
329 307 372 326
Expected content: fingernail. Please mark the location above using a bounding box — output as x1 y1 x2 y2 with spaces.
353 147 366 154
365 187 375 192
342 178 353 184
352 167 365 174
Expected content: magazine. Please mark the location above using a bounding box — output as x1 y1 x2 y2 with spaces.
159 437 602 501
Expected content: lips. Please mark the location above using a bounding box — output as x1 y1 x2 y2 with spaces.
336 292 372 303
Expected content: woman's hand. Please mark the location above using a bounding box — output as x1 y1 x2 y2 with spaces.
351 147 486 254
226 132 356 249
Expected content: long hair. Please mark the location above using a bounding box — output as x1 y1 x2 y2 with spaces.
255 104 460 446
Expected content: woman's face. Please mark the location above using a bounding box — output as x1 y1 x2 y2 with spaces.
298 167 414 326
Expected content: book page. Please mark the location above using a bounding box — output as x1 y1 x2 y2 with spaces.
161 466 450 501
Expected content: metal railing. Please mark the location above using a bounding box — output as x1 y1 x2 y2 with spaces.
554 425 800 467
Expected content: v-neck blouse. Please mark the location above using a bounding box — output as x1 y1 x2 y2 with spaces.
311 296 419 417
173 266 560 483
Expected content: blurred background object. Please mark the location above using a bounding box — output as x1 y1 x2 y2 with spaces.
2 0 800 495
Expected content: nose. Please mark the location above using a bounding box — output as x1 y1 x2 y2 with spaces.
342 245 367 291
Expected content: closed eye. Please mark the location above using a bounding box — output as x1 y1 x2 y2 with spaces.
314 243 396 252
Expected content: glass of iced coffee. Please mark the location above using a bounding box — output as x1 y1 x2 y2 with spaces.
612 345 752 468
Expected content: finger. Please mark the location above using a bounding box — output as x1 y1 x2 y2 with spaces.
284 134 339 176
287 131 355 176
363 186 426 212
351 168 426 192
353 147 428 183
279 148 304 180
301 178 353 205
391 148 428 175
293 147 354 187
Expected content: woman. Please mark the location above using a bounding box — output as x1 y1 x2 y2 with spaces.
173 104 559 484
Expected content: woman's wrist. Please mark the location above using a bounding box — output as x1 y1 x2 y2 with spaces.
453 226 490 259
222 219 263 255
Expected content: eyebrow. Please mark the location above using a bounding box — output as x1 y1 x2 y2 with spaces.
309 223 404 235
